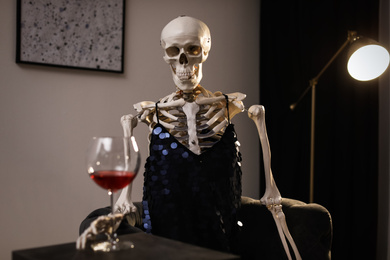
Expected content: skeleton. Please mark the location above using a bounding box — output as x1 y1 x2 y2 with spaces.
77 16 301 260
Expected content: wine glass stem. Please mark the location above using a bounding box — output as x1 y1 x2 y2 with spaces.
108 190 117 247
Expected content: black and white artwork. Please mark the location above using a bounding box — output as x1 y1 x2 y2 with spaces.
16 0 125 73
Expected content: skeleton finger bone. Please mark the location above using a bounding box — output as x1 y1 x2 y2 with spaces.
248 105 301 260
76 214 123 250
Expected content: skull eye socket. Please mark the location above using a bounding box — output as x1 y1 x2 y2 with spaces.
166 47 180 57
186 45 201 55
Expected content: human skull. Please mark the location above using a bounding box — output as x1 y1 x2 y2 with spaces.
160 16 211 92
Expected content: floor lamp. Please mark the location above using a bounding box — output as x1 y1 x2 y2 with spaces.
290 31 390 203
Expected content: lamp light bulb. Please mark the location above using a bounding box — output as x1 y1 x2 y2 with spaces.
347 44 390 81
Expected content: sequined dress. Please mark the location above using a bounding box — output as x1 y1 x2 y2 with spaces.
142 98 242 252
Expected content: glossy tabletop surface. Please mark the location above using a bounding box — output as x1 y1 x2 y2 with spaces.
12 232 240 260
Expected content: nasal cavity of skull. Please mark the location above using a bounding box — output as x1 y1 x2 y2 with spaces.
179 53 188 64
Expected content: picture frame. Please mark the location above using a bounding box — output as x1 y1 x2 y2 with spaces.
16 0 126 73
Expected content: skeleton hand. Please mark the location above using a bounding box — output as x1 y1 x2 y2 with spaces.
76 213 123 250
248 105 301 260
114 185 137 215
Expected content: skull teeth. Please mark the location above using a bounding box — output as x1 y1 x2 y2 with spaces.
179 71 194 80
172 65 199 80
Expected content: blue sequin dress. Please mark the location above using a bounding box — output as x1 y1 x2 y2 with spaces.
142 98 242 252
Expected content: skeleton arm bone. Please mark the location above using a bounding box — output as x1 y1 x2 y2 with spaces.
114 114 140 215
248 105 301 260
120 114 139 137
247 105 281 205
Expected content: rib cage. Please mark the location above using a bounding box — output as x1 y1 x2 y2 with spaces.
149 103 228 152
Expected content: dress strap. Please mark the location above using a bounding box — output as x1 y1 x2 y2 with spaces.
155 101 160 124
223 94 230 123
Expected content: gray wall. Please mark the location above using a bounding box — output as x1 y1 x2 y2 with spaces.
0 1 259 259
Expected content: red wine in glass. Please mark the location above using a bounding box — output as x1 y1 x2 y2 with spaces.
90 170 136 192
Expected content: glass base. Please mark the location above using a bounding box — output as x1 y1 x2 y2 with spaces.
91 240 134 252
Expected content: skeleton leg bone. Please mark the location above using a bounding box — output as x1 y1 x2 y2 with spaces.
248 105 302 260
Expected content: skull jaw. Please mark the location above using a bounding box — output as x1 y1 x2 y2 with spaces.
171 64 203 92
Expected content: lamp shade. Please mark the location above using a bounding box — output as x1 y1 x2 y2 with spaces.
347 37 390 81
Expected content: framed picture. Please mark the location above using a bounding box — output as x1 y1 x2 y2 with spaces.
16 0 126 73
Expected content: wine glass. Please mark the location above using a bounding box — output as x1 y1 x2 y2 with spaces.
86 136 141 252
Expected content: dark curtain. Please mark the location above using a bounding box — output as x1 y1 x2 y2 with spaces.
260 1 379 259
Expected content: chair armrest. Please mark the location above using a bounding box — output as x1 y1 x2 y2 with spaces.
237 196 332 260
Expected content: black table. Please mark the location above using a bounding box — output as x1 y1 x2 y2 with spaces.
12 232 240 260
